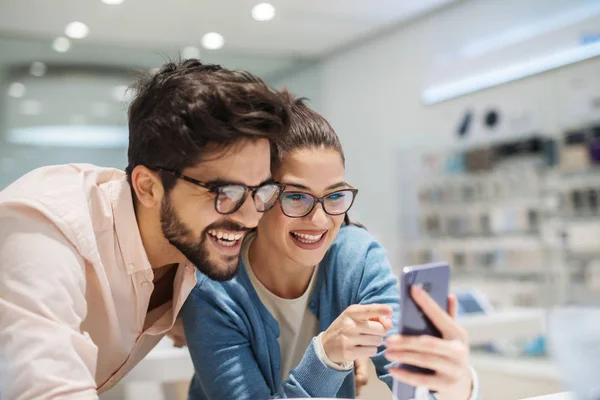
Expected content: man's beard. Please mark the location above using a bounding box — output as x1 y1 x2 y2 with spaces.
159 196 246 282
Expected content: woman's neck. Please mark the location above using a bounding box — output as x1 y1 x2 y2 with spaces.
248 233 315 299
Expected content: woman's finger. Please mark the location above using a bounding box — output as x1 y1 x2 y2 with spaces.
384 350 459 377
350 333 384 348
355 320 388 336
447 294 458 320
385 335 466 361
348 346 380 360
411 285 461 340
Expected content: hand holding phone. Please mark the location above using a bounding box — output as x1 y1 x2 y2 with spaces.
385 262 473 400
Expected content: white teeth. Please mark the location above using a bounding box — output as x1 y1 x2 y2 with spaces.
291 231 325 244
208 230 245 243
217 238 237 247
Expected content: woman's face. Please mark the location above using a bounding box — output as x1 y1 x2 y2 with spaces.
257 147 350 268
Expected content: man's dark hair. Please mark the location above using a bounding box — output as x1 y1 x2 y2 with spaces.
126 59 291 192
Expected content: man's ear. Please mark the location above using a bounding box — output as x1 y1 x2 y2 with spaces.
131 165 164 208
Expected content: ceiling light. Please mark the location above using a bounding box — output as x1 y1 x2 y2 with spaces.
101 0 125 4
8 126 129 148
252 3 276 21
30 62 47 77
201 32 224 50
52 37 71 52
20 100 41 116
65 21 89 39
8 82 26 98
422 41 600 105
182 46 201 60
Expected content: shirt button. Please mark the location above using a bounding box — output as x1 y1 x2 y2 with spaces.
141 281 151 288
127 263 135 273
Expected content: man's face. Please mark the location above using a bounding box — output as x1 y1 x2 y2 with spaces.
160 138 271 281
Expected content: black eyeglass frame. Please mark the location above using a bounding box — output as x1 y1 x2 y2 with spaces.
278 186 359 218
152 166 285 215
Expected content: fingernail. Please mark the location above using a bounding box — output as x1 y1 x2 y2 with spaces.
386 335 401 344
412 284 423 293
385 317 393 325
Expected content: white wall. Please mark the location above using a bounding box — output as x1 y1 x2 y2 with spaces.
269 63 324 113
273 0 600 267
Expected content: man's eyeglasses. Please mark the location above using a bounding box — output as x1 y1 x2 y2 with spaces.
153 167 284 215
279 186 358 218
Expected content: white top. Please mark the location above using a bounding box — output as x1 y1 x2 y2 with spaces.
242 233 351 381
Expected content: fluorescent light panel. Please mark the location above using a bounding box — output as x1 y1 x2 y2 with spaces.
422 41 600 105
8 125 128 148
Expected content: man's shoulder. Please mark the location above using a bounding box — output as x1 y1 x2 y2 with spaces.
0 164 124 204
0 164 126 255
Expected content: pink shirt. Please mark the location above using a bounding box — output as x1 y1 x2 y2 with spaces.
0 164 197 399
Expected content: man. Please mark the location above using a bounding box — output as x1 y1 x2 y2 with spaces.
0 59 290 399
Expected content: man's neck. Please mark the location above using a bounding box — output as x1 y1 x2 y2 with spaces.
248 233 315 299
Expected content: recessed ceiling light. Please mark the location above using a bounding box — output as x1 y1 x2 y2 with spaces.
65 21 89 39
101 0 125 4
201 32 224 50
30 62 47 77
52 37 71 52
182 46 201 60
8 126 129 148
20 100 41 116
8 82 26 98
252 3 276 21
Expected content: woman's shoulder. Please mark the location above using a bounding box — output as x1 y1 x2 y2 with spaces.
188 267 254 313
327 225 382 261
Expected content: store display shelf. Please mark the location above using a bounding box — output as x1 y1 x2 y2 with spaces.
410 234 543 251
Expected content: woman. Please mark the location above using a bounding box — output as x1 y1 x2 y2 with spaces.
181 91 478 399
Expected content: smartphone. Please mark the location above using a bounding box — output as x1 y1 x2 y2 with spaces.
398 261 450 374
392 262 451 400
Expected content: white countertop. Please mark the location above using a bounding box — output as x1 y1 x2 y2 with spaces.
522 392 572 400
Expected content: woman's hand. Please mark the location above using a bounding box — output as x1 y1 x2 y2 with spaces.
322 304 393 365
384 286 473 400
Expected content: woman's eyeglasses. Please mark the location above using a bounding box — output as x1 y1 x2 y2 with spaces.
279 187 358 218
153 167 284 215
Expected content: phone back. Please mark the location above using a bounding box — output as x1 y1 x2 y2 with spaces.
399 262 450 338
